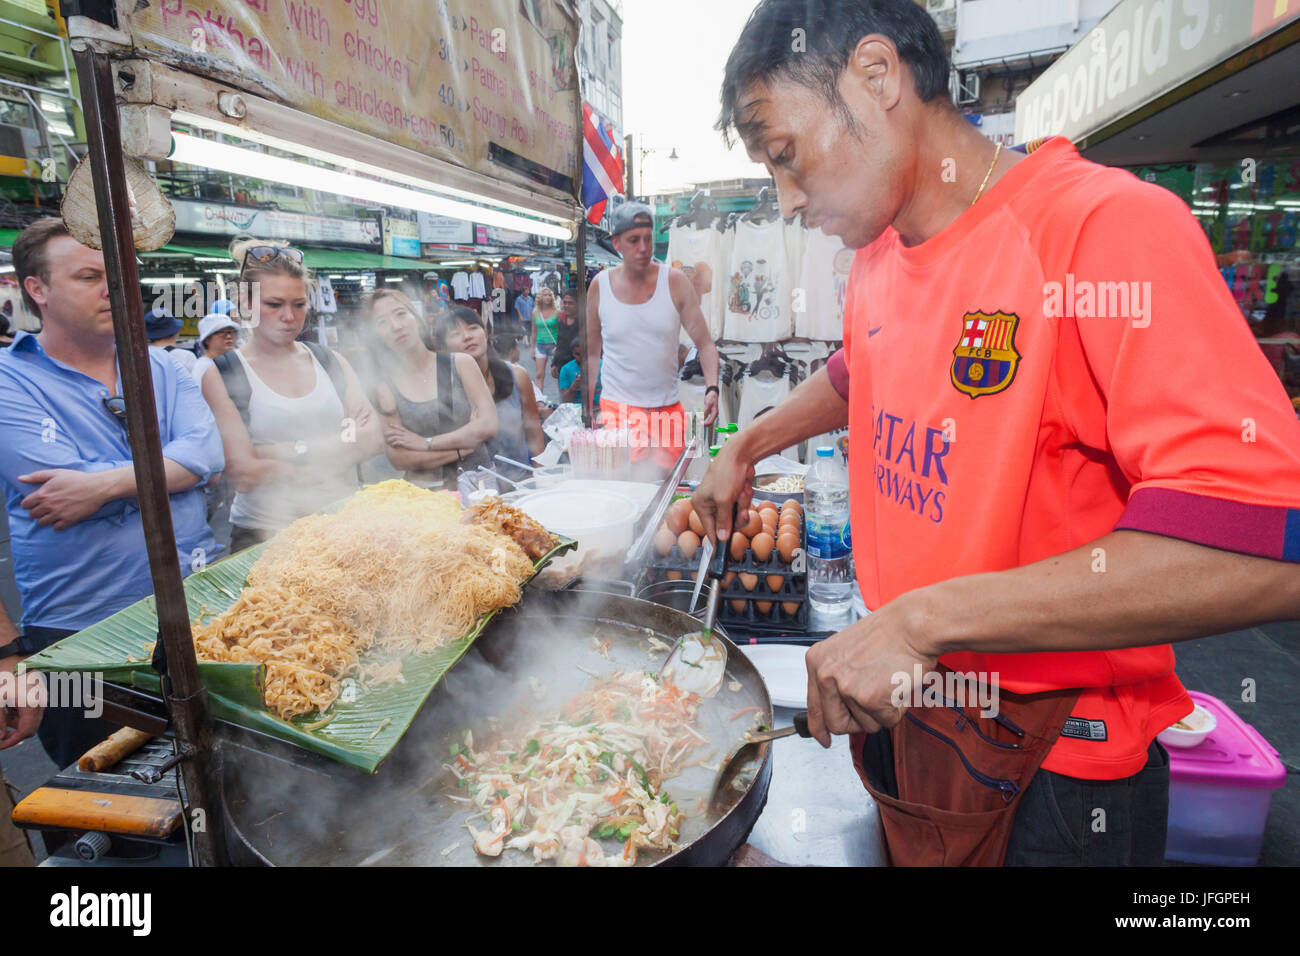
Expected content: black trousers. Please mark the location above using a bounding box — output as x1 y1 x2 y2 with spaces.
22 626 116 772
1004 740 1170 866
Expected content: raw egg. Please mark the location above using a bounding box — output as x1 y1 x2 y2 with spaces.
740 510 764 538
665 500 690 535
777 532 799 563
688 508 705 537
730 599 748 615
677 530 700 560
739 573 758 591
760 512 778 534
654 525 676 557
749 532 774 563
766 574 784 593
723 571 737 589
666 570 682 580
781 499 803 518
756 601 773 614
730 532 749 562
782 601 800 616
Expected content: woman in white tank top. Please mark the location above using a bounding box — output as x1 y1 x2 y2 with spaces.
199 239 384 551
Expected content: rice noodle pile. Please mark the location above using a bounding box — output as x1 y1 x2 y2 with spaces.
192 481 537 720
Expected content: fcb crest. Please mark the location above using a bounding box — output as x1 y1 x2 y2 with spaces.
951 311 1021 398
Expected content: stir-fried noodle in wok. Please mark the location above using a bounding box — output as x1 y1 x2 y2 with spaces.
448 671 710 866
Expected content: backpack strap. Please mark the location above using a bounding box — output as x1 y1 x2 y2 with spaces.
213 351 252 427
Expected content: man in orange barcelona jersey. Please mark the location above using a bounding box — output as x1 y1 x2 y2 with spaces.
693 0 1300 866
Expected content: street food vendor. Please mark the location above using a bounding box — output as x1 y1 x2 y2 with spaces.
693 0 1300 866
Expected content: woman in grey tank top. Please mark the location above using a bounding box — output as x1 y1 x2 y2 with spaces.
433 308 545 482
363 292 498 489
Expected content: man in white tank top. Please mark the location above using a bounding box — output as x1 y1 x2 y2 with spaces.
587 202 720 477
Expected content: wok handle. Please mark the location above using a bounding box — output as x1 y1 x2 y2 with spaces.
793 711 810 737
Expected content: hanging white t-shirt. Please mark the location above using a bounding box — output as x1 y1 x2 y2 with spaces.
668 224 724 344
451 271 471 300
736 371 798 459
469 271 488 299
723 220 794 342
795 227 852 340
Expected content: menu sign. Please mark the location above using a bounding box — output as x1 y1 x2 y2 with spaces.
172 198 381 244
120 0 581 203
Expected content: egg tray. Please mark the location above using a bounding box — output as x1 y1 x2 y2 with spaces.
640 534 810 634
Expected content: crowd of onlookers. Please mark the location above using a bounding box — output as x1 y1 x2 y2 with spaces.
0 219 597 860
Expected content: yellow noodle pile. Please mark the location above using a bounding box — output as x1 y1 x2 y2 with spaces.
193 481 537 720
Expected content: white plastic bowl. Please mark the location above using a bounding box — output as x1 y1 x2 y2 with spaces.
1157 703 1218 749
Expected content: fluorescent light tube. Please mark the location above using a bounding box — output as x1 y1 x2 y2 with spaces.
169 132 573 242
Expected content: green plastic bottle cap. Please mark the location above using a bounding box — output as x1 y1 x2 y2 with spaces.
708 445 722 458
716 423 738 434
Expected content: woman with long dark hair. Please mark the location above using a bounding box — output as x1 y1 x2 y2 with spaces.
432 307 544 481
361 290 496 489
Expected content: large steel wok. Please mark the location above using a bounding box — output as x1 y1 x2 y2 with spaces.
217 590 774 866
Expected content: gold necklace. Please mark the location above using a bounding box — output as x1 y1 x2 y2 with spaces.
971 142 1003 207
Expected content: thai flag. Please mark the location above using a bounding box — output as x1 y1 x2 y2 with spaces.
582 102 624 226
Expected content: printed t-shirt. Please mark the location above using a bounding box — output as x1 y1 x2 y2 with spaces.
724 219 796 342
835 137 1300 780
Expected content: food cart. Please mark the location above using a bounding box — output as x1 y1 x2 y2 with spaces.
13 0 885 868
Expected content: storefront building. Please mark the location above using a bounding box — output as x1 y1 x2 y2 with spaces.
1016 0 1300 400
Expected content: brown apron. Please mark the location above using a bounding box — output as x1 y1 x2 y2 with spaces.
852 666 1080 866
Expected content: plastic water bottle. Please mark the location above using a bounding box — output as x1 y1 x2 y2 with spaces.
805 446 853 615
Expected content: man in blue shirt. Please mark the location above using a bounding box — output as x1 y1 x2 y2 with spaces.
514 290 534 345
0 218 224 768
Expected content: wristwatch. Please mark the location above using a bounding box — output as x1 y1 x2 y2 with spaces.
705 385 720 397
0 639 27 659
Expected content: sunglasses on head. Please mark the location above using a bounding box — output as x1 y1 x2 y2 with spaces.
241 245 305 269
103 394 128 433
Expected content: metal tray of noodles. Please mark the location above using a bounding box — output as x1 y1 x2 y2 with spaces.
23 534 576 775
219 590 774 867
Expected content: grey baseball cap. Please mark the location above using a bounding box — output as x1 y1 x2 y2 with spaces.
610 201 655 236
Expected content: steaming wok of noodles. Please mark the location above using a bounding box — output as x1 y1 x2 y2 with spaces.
219 590 774 867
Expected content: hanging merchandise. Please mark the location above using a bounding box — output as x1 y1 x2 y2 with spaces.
668 223 725 343
736 346 800 460
724 218 796 342
451 270 471 301
795 227 853 340
469 268 488 299
311 275 338 314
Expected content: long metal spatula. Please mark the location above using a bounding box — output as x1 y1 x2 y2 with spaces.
709 712 811 811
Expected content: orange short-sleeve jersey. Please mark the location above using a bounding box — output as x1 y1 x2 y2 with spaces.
835 137 1300 779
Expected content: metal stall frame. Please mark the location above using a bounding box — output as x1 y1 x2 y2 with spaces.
59 4 586 865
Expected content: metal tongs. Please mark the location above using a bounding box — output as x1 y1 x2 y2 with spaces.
656 502 733 697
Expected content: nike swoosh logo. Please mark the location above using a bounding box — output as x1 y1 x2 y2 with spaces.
867 326 884 338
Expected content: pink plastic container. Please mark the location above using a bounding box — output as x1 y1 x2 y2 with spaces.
1165 691 1285 866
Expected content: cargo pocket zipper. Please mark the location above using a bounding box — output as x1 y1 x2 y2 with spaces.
905 713 1020 803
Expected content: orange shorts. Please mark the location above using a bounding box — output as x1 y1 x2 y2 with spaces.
598 398 688 468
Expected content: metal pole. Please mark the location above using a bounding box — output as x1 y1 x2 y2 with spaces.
576 217 590 427
72 44 227 867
